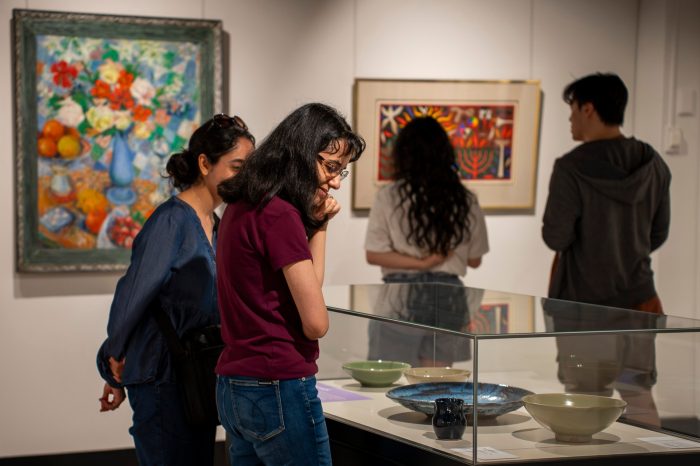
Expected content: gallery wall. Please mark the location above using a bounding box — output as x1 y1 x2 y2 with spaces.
0 0 698 458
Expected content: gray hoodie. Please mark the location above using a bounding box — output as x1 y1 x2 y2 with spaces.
542 137 671 308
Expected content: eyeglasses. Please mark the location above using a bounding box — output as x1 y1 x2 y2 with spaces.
317 155 349 180
212 113 248 131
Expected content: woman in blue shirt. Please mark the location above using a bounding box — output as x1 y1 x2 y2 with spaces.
97 114 254 466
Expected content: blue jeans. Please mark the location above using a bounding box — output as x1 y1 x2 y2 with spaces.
216 375 331 466
126 382 216 466
383 271 462 286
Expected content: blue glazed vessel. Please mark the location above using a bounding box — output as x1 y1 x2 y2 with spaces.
386 381 534 418
432 398 466 440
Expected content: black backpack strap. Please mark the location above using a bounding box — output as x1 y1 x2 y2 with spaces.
150 301 187 359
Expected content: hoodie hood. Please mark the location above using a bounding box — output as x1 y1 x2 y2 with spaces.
567 137 659 204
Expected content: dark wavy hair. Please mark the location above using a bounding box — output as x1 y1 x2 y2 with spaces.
165 115 255 191
393 117 474 256
218 103 365 233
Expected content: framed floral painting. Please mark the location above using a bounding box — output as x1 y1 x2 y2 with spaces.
352 79 542 213
13 9 222 272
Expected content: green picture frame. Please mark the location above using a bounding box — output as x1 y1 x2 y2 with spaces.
13 9 222 272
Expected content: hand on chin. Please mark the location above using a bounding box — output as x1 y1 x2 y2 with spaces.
313 192 340 222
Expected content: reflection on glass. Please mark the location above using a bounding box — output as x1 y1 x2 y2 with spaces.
345 284 539 337
543 298 665 428
337 284 697 334
366 283 483 367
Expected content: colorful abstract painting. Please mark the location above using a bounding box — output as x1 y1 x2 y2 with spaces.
353 80 541 212
377 104 515 182
14 10 221 271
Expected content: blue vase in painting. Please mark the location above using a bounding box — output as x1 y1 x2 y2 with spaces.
106 131 137 205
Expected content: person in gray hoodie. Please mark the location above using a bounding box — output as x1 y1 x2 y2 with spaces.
543 72 670 309
542 73 670 427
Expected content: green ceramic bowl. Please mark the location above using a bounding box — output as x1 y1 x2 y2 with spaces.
342 360 411 387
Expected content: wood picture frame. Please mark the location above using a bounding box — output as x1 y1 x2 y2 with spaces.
352 79 542 213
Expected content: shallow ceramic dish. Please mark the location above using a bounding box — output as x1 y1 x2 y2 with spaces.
403 367 471 385
342 360 411 387
386 382 533 418
522 393 627 443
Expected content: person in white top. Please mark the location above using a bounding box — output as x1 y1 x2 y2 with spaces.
364 116 489 366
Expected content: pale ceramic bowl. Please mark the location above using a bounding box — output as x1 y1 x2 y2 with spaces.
523 393 627 442
403 367 471 385
342 360 411 387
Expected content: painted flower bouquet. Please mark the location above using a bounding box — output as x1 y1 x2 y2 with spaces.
35 35 204 249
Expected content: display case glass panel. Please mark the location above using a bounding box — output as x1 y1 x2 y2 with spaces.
318 284 700 464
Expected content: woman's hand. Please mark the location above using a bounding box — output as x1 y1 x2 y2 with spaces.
366 250 453 270
109 356 125 384
99 383 126 412
324 195 341 220
421 253 449 270
422 250 455 269
314 195 340 228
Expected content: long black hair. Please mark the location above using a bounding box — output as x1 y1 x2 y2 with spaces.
393 116 474 256
218 103 365 232
166 115 255 191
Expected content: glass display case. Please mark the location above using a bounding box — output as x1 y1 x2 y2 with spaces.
317 284 700 465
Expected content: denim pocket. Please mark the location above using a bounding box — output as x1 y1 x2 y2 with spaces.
229 379 285 441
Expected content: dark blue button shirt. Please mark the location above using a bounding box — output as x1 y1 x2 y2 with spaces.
97 196 219 387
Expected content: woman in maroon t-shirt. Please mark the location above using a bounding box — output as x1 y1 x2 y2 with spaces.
215 103 364 466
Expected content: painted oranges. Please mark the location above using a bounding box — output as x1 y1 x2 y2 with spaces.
57 134 81 159
38 137 58 157
42 119 65 140
39 119 83 159
85 209 108 234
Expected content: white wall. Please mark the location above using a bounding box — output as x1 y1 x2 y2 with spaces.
645 0 700 418
648 0 700 319
1 0 698 458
